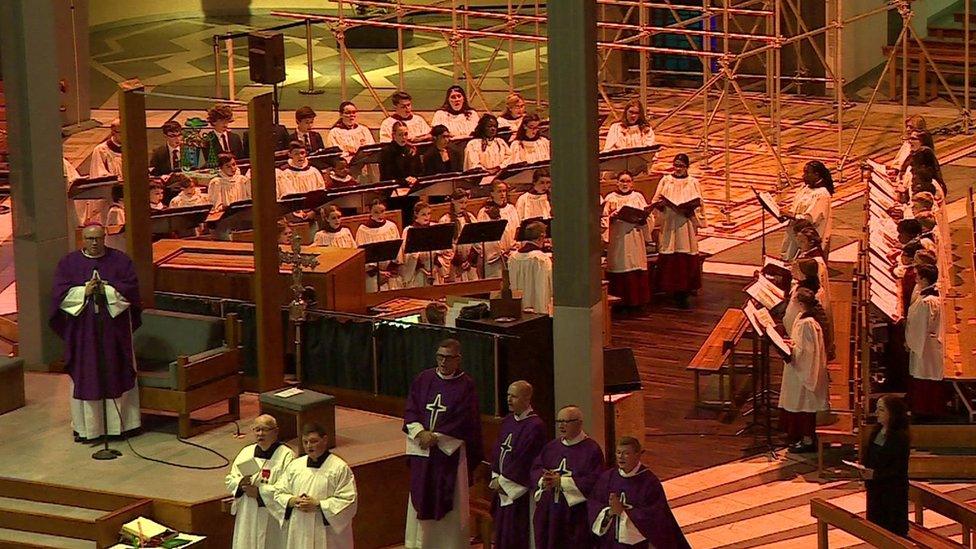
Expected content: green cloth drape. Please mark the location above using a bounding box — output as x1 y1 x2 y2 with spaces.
301 314 374 391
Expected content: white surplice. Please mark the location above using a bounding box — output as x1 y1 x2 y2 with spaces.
272 453 358 549
602 122 655 151
477 203 520 279
226 443 296 549
602 191 651 273
507 247 553 315
782 185 832 260
399 225 436 288
497 115 523 133
276 164 326 199
404 442 471 549
313 228 356 249
436 213 480 283
783 283 830 334
463 138 510 171
355 221 403 292
169 192 210 209
651 174 706 255
778 316 829 413
431 110 480 138
326 124 375 162
208 172 251 207
89 140 123 178
507 137 551 165
380 115 432 142
515 191 551 222
906 288 944 381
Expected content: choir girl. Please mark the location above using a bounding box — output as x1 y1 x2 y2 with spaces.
436 189 480 283
422 125 463 175
515 169 552 221
651 153 706 309
399 201 437 288
432 85 479 137
149 184 166 211
326 101 375 164
313 205 356 248
477 181 520 279
356 199 403 292
506 113 550 165
778 287 830 453
782 160 834 260
326 157 357 188
464 114 510 173
602 99 656 151
380 91 431 143
497 92 526 132
603 171 653 309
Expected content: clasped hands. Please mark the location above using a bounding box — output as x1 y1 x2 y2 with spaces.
239 476 260 499
288 493 321 512
417 430 439 450
84 278 103 297
540 470 562 491
608 493 625 516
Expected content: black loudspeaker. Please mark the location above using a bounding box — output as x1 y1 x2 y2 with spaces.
604 347 641 394
248 31 286 85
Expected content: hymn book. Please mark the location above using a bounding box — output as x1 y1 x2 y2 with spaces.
237 458 261 478
754 190 784 221
766 326 791 357
614 205 652 225
653 197 701 218
745 276 785 310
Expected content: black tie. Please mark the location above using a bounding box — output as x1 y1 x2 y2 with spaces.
221 133 229 152
171 148 180 170
304 134 311 149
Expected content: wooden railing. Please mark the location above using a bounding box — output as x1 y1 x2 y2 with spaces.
810 498 920 548
910 481 976 547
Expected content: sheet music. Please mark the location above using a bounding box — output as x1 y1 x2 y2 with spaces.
745 276 785 310
766 327 791 357
743 301 764 335
754 306 776 331
756 191 783 220
763 255 789 272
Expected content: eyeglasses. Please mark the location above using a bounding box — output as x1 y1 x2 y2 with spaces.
435 353 460 360
555 418 581 424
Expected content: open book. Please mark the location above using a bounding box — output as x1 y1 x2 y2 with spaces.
653 196 701 217
743 301 776 336
755 190 785 221
745 275 786 310
766 326 791 357
613 205 651 225
122 517 174 541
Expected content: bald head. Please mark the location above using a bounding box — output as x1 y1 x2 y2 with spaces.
81 224 107 257
252 414 279 449
556 405 584 440
506 380 533 415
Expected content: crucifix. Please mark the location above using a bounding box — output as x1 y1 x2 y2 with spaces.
498 433 514 473
279 233 320 384
425 393 448 431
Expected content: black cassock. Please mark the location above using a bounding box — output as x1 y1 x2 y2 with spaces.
863 425 910 537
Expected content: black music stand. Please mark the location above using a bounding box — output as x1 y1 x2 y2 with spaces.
456 219 508 279
404 223 456 284
408 171 486 199
359 239 404 291
150 205 211 237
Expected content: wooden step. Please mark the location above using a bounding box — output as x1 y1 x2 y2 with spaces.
0 528 95 549
912 424 976 448
908 522 966 549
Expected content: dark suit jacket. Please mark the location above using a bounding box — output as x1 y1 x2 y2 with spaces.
243 124 291 153
205 130 246 160
289 130 326 152
422 146 463 176
863 426 910 536
150 144 179 176
379 142 423 183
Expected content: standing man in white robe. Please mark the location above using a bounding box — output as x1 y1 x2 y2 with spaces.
778 288 830 453
226 415 295 548
508 221 553 315
273 423 358 549
89 119 124 179
906 264 946 419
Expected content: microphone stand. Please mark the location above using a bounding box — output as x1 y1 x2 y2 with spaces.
91 280 121 460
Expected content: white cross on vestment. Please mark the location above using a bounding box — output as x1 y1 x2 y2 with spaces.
554 457 572 477
498 433 514 473
425 394 448 431
614 491 634 541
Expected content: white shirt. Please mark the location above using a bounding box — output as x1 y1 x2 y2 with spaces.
464 138 510 171
507 137 551 165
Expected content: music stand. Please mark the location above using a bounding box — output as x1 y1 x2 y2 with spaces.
408 172 485 198
359 239 403 291
456 219 508 279
404 223 456 284
150 205 211 236
496 161 550 187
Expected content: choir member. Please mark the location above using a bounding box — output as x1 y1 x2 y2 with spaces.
785 259 835 360
892 115 926 171
437 188 480 283
901 130 946 195
356 199 403 292
432 85 479 138
589 436 690 549
65 157 93 226
794 226 831 311
313 205 356 248
602 99 655 151
105 187 126 251
651 154 706 309
325 157 357 188
464 114 510 173
205 104 245 159
422 302 448 325
64 157 81 184
273 423 358 548
532 405 605 549
782 160 834 260
149 184 166 211
604 171 653 309
89 119 123 178
508 221 553 315
910 190 936 218
149 121 185 177
275 141 326 199
490 381 547 549
226 415 295 549
208 153 251 208
326 101 375 164
380 91 432 143
905 264 946 419
860 395 911 537
478 182 520 279
291 106 325 152
515 169 552 221
422 125 464 175
403 339 483 549
168 176 208 211
507 113 550 165
399 202 437 288
380 121 424 186
778 287 830 453
497 92 527 133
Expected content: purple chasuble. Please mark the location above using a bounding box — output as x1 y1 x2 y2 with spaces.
403 368 483 521
531 437 605 549
588 466 690 549
49 248 142 401
490 411 547 549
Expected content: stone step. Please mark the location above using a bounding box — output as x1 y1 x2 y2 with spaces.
0 527 96 549
0 496 104 522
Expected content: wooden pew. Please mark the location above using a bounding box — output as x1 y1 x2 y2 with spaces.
686 308 751 410
809 498 919 548
907 424 976 479
909 481 976 548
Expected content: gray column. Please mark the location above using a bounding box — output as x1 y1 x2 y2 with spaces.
1 0 70 368
548 0 605 446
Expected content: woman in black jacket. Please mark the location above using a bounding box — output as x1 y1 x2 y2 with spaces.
861 394 911 536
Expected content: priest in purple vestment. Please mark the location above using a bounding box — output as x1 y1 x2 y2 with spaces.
403 338 483 549
532 405 605 549
589 436 689 549
49 223 142 442
490 380 547 549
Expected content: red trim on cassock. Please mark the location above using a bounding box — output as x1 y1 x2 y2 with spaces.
608 270 651 307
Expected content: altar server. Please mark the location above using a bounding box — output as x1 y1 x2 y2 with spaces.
478 182 520 279
399 202 437 288
531 405 605 549
273 423 357 549
275 142 326 199
508 221 553 315
604 171 653 309
208 153 251 208
651 153 706 309
490 381 547 549
356 199 403 292
782 160 834 260
313 205 356 248
168 174 209 209
778 287 830 453
906 264 946 418
326 101 375 164
437 188 480 283
291 106 325 152
403 338 483 549
432 85 479 138
507 113 550 165
589 437 690 549
205 104 245 159
497 92 527 133
423 125 464 175
50 223 142 442
464 114 510 173
89 119 124 178
380 121 424 186
516 169 552 221
381 91 432 143
602 99 655 151
226 415 295 549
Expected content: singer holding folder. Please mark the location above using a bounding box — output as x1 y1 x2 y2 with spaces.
651 153 707 309
49 223 142 442
603 171 653 309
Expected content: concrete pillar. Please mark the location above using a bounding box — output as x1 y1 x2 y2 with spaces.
1 0 70 368
548 0 605 447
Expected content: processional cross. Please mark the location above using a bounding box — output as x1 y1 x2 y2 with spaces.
279 233 320 383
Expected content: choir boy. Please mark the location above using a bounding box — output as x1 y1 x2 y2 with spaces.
532 405 605 549
779 288 830 453
403 339 483 549
149 184 166 211
150 121 186 176
206 104 245 159
905 264 946 419
516 169 552 221
275 142 326 199
478 182 521 279
168 174 209 209
356 199 404 292
291 106 325 152
589 436 690 549
380 91 432 143
603 171 653 309
490 381 547 549
436 189 480 283
508 221 553 315
226 414 295 548
651 154 706 309
399 202 436 288
326 101 375 164
208 153 251 208
89 119 124 178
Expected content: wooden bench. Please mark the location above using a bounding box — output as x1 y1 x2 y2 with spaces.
907 424 976 480
687 308 751 410
910 481 976 548
810 498 920 548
